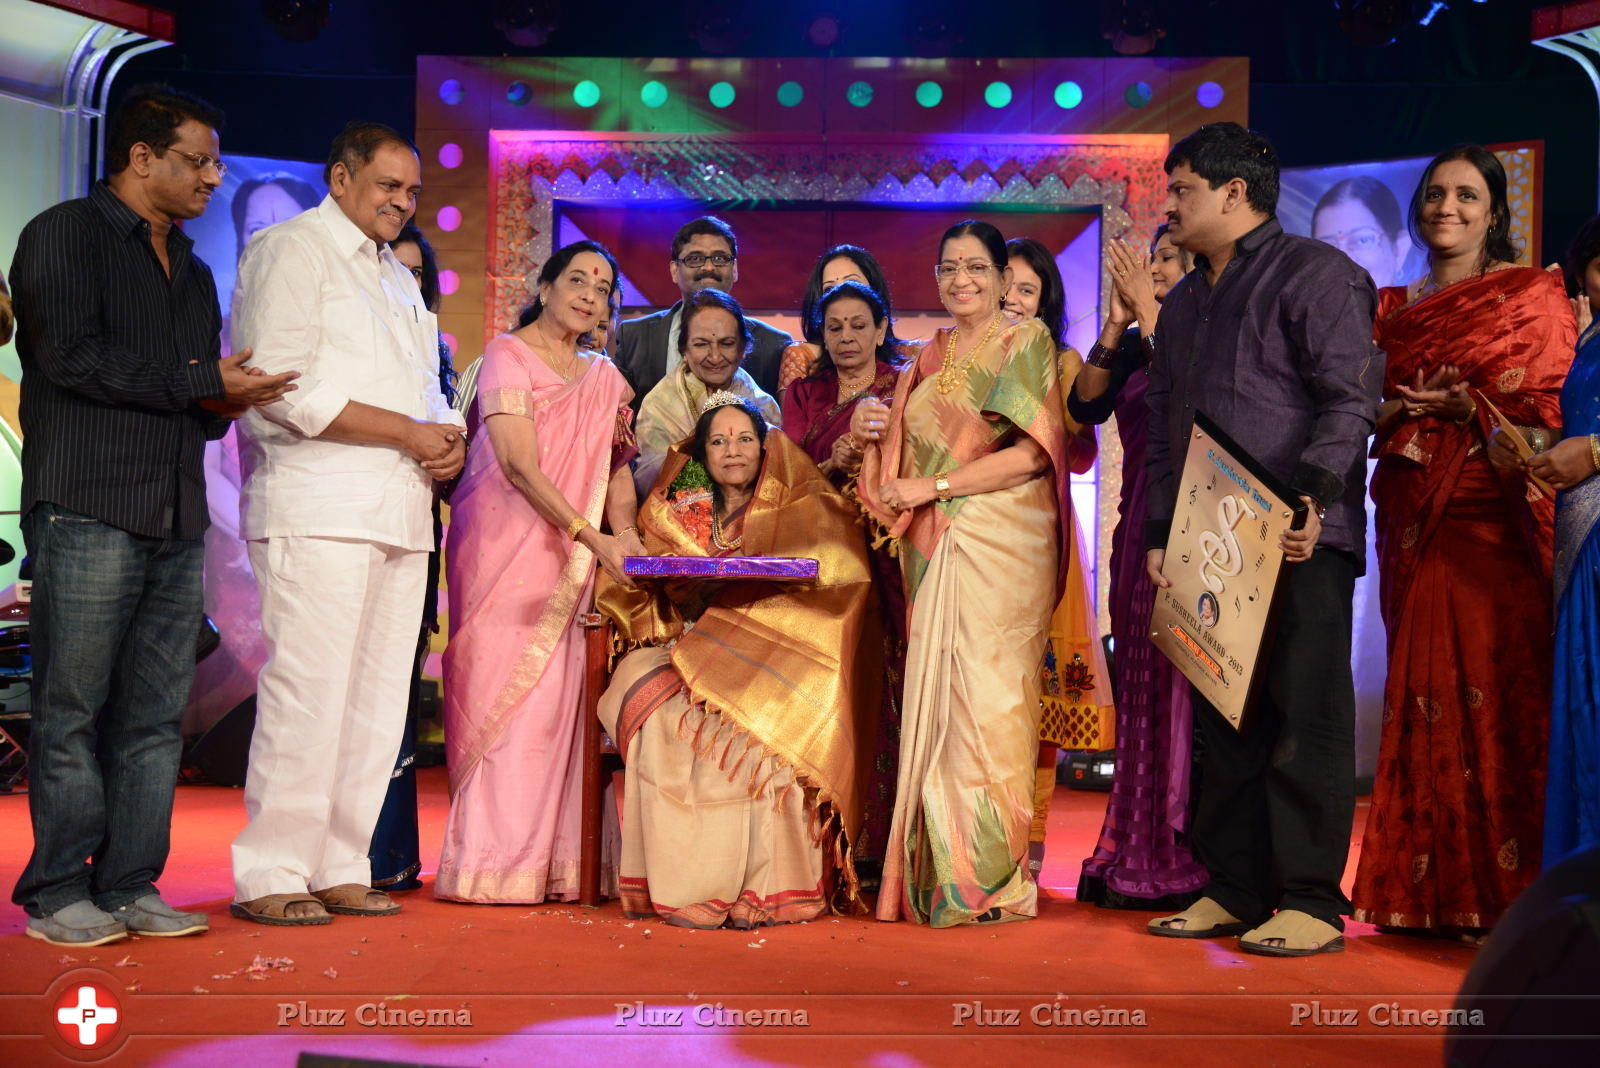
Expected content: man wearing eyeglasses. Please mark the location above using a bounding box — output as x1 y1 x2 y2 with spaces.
8 84 297 946
616 215 793 402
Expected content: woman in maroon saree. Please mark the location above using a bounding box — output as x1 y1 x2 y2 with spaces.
781 280 907 867
1353 146 1576 940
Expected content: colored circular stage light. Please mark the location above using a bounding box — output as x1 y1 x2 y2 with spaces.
442 332 458 356
573 80 601 108
1054 81 1084 109
709 81 736 108
439 269 460 297
438 143 463 170
1125 81 1154 108
846 80 873 107
777 81 804 107
436 206 462 233
641 80 669 109
1197 81 1225 108
438 79 465 106
915 81 942 108
506 81 532 106
984 81 1013 108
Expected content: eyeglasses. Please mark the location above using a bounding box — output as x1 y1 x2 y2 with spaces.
167 148 228 177
677 252 734 269
1315 227 1384 254
934 262 995 281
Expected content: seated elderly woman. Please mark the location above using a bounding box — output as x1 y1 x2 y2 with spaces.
633 288 782 497
596 394 879 928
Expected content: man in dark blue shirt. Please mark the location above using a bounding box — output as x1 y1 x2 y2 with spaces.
1143 123 1381 957
9 85 296 946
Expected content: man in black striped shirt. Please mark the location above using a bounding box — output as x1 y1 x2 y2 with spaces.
8 85 297 946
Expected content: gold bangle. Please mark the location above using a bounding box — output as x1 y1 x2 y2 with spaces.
566 515 591 541
1457 398 1479 424
1590 433 1600 473
934 472 952 503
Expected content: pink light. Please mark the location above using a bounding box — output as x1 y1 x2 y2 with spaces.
439 269 460 296
436 205 462 232
441 332 458 356
438 143 463 169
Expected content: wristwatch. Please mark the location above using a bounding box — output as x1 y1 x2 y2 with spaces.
934 473 952 503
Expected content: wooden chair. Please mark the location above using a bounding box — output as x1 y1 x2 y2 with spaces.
577 609 621 906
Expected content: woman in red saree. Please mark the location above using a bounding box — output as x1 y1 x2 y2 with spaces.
781 280 906 868
1353 146 1576 940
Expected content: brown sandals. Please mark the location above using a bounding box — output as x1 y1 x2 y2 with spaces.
310 884 402 917
229 894 332 926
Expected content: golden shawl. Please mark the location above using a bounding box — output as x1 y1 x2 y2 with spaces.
597 431 881 885
634 363 782 495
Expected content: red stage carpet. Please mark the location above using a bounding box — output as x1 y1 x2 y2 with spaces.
0 768 1475 1065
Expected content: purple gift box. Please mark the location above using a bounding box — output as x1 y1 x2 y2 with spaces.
622 556 820 581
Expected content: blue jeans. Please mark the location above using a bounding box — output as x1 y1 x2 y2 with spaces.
12 503 204 917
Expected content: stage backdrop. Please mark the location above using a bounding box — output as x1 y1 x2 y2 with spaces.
418 55 1251 633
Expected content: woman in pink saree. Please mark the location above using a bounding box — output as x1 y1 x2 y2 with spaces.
436 241 644 903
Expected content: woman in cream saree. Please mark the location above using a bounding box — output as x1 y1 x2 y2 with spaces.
855 221 1071 926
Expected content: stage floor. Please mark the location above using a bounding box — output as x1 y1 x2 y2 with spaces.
0 767 1475 1065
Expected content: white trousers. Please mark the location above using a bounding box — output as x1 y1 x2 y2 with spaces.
232 537 427 902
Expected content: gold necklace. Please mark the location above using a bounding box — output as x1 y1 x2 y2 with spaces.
710 508 743 551
936 314 1002 395
528 331 582 380
837 368 875 401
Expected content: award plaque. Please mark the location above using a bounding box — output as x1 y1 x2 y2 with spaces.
1149 413 1308 729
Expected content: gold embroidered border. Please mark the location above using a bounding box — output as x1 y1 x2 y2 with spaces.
480 386 538 418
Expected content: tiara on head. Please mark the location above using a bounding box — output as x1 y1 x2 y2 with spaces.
699 390 747 415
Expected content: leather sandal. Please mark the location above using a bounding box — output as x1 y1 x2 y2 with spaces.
229 894 332 926
311 883 401 917
1147 896 1250 939
1238 909 1346 957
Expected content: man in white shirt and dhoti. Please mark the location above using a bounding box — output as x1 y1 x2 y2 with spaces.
228 122 465 925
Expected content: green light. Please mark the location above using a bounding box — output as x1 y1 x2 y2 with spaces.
915 81 942 108
572 80 601 108
984 81 1012 108
708 81 736 108
640 80 669 109
776 81 803 107
1125 81 1153 108
1054 81 1084 109
846 80 873 107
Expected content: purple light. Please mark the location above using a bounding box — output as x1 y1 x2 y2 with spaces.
438 143 463 169
436 205 462 232
439 269 460 296
1197 81 1224 108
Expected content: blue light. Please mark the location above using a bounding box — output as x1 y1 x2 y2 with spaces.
1196 81 1224 108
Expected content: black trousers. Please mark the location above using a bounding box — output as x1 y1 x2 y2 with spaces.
1189 548 1357 930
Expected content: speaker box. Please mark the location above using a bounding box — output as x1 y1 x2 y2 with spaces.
186 695 256 787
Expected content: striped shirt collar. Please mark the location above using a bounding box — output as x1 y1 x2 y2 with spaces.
89 180 194 250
